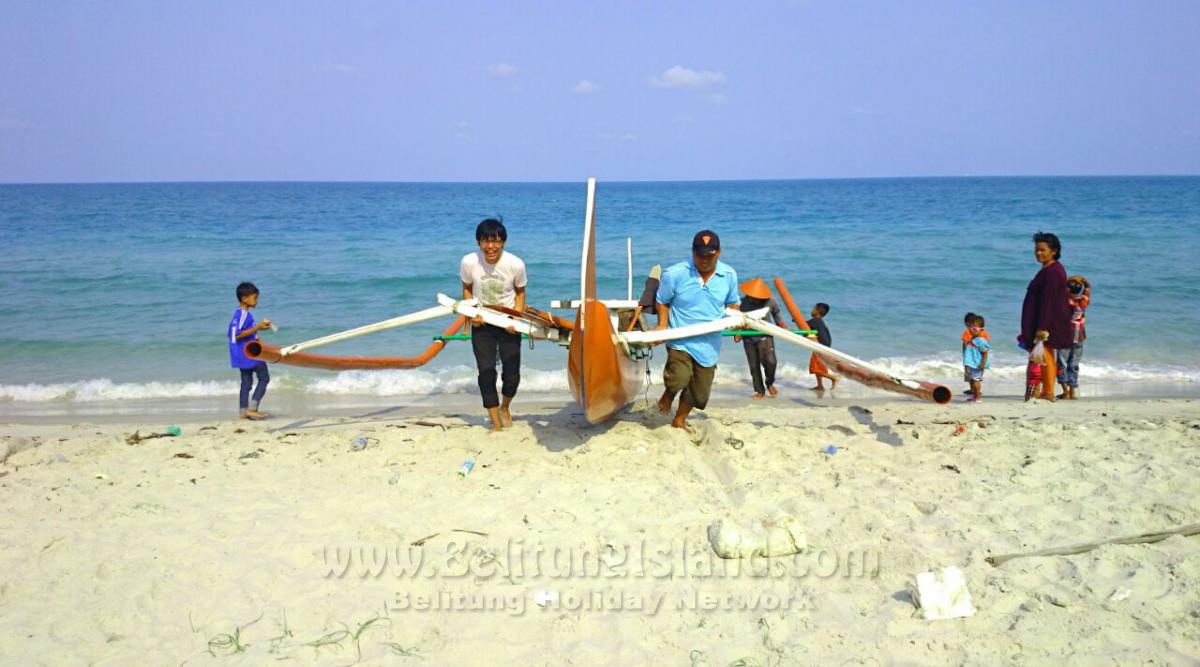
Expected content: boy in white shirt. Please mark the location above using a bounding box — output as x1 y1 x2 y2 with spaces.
460 218 527 431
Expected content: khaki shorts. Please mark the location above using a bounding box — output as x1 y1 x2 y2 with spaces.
663 348 716 410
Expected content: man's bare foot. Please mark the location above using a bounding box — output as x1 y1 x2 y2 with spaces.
809 385 823 392
500 406 513 427
767 385 778 397
657 394 673 415
244 410 268 419
670 418 692 433
751 392 765 400
240 412 265 421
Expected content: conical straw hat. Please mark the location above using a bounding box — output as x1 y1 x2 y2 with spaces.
739 277 771 299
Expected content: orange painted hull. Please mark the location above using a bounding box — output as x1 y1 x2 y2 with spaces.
244 316 468 371
568 300 646 423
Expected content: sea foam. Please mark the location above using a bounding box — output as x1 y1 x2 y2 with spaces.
2 358 1193 403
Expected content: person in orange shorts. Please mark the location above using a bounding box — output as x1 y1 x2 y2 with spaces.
807 302 838 391
1025 330 1051 401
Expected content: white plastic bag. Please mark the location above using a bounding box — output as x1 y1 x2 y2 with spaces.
1028 340 1045 362
910 566 975 620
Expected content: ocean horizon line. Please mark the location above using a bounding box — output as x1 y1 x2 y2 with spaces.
3 173 1199 187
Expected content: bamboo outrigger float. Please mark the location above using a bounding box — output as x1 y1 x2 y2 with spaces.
245 178 950 423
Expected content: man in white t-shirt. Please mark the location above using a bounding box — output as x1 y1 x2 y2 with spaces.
460 218 528 431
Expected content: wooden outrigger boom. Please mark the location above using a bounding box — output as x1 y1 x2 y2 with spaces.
245 177 950 421
769 281 952 404
244 316 469 371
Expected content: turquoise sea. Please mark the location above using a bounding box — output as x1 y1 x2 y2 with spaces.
2 177 1198 412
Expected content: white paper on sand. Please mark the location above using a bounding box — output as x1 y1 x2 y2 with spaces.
910 566 975 620
707 514 806 559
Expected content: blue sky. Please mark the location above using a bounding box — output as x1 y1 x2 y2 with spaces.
1 1 1197 182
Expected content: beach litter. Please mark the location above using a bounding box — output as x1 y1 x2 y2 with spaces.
125 428 182 445
457 457 476 478
1108 588 1132 603
349 436 370 452
913 501 938 515
909 566 975 620
707 513 806 559
985 522 1200 566
823 444 838 455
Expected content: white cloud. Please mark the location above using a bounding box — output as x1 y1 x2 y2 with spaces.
487 62 517 77
650 65 726 89
573 80 600 94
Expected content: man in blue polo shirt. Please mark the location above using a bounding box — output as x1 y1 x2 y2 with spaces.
654 230 740 431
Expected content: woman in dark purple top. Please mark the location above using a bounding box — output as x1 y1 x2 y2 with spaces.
1020 232 1073 400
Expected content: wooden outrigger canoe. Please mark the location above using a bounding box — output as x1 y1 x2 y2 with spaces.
566 179 648 422
245 177 949 423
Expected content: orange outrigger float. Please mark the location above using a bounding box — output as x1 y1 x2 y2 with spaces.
246 178 949 423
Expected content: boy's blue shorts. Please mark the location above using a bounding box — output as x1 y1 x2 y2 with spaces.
964 365 984 382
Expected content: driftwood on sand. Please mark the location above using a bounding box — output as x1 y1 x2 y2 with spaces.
986 523 1200 567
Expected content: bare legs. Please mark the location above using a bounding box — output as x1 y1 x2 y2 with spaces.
658 390 694 432
485 396 515 432
809 373 839 392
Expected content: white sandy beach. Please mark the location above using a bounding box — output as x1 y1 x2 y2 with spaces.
2 394 1199 665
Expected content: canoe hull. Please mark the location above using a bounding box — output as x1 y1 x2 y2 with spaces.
568 300 647 423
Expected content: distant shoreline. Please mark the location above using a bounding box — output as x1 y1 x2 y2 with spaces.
3 174 1199 187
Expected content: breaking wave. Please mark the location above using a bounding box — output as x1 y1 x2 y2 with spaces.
2 356 1194 403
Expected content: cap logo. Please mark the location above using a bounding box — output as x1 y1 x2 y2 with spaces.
702 235 712 245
